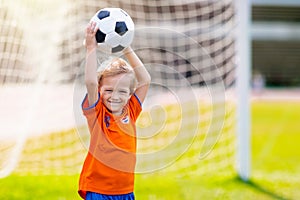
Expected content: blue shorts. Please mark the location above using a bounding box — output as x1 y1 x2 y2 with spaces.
85 192 135 200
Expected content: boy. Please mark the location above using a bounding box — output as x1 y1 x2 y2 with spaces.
78 22 151 199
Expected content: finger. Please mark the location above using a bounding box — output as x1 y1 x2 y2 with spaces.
86 22 92 33
89 21 94 28
93 25 99 33
91 22 98 33
87 27 94 35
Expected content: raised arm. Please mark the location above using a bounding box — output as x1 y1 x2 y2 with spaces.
123 47 151 103
84 22 98 106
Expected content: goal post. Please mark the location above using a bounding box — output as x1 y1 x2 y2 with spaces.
235 0 251 181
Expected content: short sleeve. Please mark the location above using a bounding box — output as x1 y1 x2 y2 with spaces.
128 93 142 122
81 93 101 116
81 93 103 136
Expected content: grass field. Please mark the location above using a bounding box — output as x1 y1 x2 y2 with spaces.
0 101 299 200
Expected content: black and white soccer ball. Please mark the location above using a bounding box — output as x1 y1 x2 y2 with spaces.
90 8 135 54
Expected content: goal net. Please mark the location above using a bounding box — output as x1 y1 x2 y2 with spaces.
0 0 243 178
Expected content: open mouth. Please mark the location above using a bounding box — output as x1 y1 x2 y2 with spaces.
108 101 121 106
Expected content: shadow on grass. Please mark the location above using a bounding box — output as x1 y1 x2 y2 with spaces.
235 177 291 200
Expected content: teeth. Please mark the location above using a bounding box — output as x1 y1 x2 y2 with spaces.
108 100 120 103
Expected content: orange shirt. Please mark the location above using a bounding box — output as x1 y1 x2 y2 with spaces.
78 93 142 199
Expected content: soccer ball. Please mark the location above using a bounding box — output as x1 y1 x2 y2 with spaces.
90 8 135 54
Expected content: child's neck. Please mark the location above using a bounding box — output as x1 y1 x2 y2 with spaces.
108 108 125 116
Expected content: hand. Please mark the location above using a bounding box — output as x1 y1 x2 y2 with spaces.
85 21 98 51
123 46 133 55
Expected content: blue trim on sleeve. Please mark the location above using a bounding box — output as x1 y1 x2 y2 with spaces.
82 93 100 110
134 93 142 106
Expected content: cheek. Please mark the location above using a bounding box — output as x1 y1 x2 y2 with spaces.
121 94 131 102
101 93 110 101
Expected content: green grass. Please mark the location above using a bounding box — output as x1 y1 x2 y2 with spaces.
1 101 300 200
0 175 79 200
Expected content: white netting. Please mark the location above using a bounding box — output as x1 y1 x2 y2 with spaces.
0 0 237 177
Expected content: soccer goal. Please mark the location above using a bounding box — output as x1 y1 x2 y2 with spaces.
0 0 250 180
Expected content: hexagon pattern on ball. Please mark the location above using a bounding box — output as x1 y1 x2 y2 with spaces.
90 8 134 54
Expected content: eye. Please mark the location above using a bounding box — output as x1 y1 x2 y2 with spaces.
119 90 128 94
105 89 113 93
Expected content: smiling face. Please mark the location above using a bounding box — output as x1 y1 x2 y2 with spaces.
100 73 132 116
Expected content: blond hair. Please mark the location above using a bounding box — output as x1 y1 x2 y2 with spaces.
98 58 137 94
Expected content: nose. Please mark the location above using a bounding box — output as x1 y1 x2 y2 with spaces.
111 91 119 100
